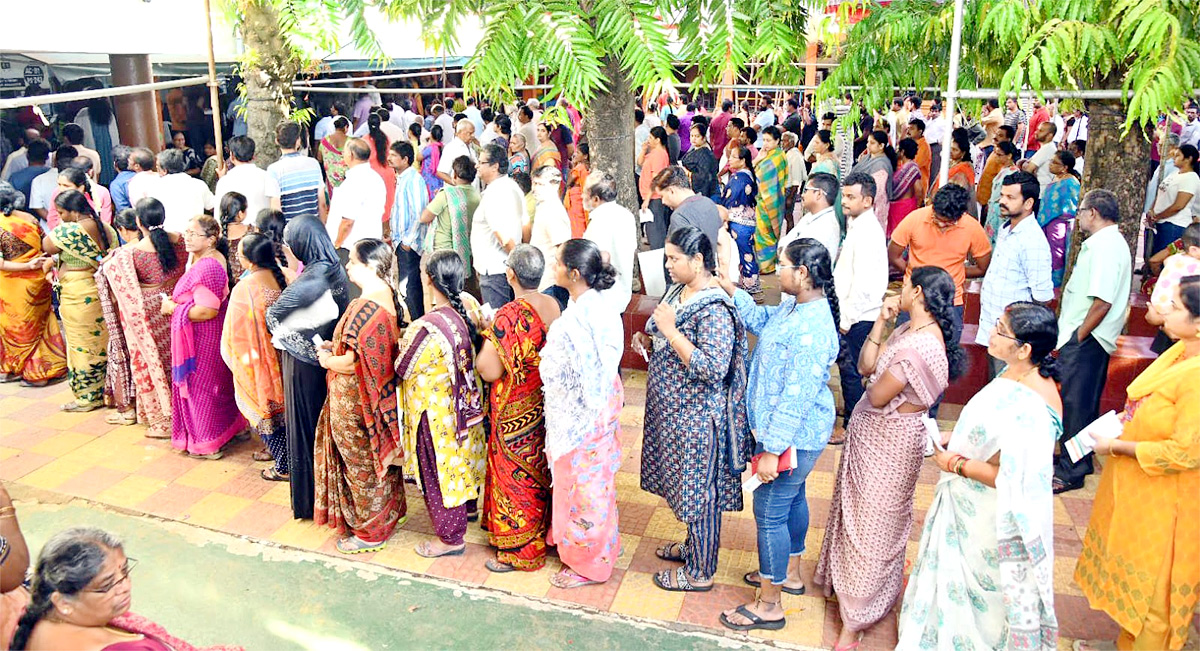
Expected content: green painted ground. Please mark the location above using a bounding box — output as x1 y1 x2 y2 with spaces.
16 503 773 651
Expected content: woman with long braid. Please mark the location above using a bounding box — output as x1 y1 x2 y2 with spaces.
43 190 119 412
222 233 288 479
397 250 486 558
315 239 407 554
814 265 965 650
217 191 251 283
715 238 840 632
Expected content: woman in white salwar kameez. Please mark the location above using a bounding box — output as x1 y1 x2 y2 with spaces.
898 302 1061 651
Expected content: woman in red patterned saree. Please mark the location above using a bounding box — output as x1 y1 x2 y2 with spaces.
476 245 562 572
315 239 406 554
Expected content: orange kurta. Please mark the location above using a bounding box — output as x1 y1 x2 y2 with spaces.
1075 342 1200 650
914 137 932 192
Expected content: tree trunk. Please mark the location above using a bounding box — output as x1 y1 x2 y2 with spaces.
240 2 300 167
1059 99 1147 291
588 56 638 213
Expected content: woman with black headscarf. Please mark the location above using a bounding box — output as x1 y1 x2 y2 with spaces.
266 215 350 519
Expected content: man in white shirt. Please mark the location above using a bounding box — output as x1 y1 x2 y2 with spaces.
326 138 385 251
125 147 161 207
753 99 775 148
530 166 573 300
1021 121 1059 190
214 136 270 223
582 172 638 315
516 105 538 160
463 97 485 136
471 143 526 308
833 171 888 432
1 128 40 181
312 102 345 144
1064 109 1089 145
1181 103 1200 148
780 171 841 260
376 107 405 144
432 105 455 144
924 101 949 180
438 120 477 186
149 148 214 232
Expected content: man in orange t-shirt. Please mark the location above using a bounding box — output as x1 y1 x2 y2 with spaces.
889 185 992 307
906 120 932 191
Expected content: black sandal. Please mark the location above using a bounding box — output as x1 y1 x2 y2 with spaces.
743 571 806 595
719 602 786 631
653 567 713 592
655 541 685 562
261 468 289 482
1052 476 1084 494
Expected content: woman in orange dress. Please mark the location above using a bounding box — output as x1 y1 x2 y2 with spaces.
1074 276 1200 651
563 143 590 238
221 233 288 480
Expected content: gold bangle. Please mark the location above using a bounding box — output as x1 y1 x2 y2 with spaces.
0 513 15 520
0 506 14 515
668 334 686 348
867 337 881 346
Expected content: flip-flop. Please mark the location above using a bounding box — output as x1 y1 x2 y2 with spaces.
549 569 601 589
719 605 786 631
414 541 465 558
261 468 289 482
188 451 223 460
485 559 516 573
336 536 385 555
106 411 137 426
655 541 685 562
1052 476 1084 494
60 401 100 413
743 571 806 595
252 450 274 462
652 567 713 592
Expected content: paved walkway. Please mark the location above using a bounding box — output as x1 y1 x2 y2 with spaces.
0 370 1120 650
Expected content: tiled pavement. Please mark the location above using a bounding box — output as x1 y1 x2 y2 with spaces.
0 373 1127 650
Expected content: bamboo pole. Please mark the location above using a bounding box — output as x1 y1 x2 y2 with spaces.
203 0 226 173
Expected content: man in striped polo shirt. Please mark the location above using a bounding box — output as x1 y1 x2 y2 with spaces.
266 121 327 222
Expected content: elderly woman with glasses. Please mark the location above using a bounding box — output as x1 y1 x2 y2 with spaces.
11 527 243 650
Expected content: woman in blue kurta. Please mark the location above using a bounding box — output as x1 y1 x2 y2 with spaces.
636 226 752 592
716 237 841 632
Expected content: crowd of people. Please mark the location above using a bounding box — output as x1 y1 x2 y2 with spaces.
0 87 1198 651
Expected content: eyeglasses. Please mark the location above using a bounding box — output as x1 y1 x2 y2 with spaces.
777 264 803 270
86 558 138 595
993 320 1022 343
182 229 207 239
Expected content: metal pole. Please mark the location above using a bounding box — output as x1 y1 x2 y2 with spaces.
301 69 464 85
0 76 210 110
203 0 226 173
291 84 555 94
940 0 965 187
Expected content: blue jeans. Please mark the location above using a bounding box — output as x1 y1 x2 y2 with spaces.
752 449 823 584
1152 221 1186 256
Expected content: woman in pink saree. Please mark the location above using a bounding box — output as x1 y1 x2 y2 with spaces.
164 215 246 459
540 239 625 589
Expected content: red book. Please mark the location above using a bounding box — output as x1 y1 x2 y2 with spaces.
750 447 798 474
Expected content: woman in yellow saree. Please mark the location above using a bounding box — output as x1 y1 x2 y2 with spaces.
43 189 118 411
0 183 65 386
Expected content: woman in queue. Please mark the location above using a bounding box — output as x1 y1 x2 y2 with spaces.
221 233 288 479
815 266 963 650
1075 275 1200 651
540 239 625 589
95 209 140 424
636 226 751 593
898 302 1061 650
266 215 350 518
315 239 406 554
163 215 246 459
476 245 561 572
43 190 119 412
397 250 486 559
0 183 64 387
716 238 840 632
100 198 187 438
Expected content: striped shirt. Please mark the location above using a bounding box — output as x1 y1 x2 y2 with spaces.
265 152 323 221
